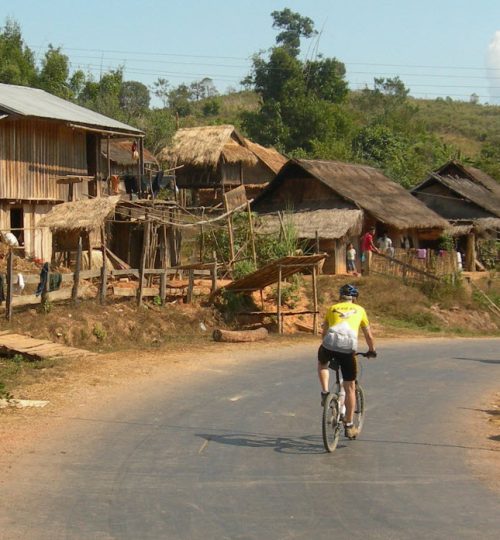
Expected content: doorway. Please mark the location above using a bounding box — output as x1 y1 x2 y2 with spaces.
10 207 24 246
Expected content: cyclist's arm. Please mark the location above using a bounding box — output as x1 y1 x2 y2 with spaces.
361 324 376 353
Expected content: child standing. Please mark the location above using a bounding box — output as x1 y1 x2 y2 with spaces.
346 243 357 275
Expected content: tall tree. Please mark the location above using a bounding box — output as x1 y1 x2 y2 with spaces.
38 45 71 99
0 18 37 86
120 80 150 122
271 8 317 57
242 10 348 152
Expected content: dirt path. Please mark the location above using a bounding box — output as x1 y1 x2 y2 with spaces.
1 337 498 493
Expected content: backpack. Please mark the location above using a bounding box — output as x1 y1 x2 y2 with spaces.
322 321 358 353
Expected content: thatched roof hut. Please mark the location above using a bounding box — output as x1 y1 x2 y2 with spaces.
158 125 257 168
254 159 448 230
38 196 120 231
411 160 500 221
157 125 287 192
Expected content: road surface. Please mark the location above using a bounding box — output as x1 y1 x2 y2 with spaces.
0 338 499 539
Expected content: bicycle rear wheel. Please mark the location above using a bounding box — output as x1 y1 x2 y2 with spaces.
353 383 365 434
322 394 341 453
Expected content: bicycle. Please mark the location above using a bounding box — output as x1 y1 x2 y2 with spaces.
321 352 370 453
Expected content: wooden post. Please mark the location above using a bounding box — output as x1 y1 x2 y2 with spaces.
5 249 13 321
137 221 150 306
211 253 217 293
465 233 476 272
72 235 82 303
312 263 318 336
246 201 257 266
277 265 282 334
160 270 167 305
41 267 50 306
106 136 111 195
86 232 92 270
186 269 194 304
315 231 320 254
199 225 204 262
227 214 236 268
99 226 107 305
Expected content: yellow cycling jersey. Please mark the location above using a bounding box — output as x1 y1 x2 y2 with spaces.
324 301 369 335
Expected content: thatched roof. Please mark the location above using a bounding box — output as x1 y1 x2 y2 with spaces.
158 125 257 168
101 140 157 166
244 138 288 173
413 160 500 218
255 159 448 230
38 196 120 231
257 209 363 239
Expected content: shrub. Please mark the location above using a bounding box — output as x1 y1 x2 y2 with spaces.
92 323 107 341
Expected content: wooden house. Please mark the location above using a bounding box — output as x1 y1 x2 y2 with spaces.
158 125 287 204
253 159 448 274
411 160 500 270
0 83 144 261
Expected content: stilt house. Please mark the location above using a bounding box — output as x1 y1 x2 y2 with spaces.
0 83 144 262
158 125 287 204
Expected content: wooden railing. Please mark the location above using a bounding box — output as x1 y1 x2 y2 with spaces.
370 249 457 284
2 250 218 321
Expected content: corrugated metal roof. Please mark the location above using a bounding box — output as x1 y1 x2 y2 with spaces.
0 83 142 135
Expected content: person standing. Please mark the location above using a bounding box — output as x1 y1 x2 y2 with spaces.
346 243 358 275
360 226 380 274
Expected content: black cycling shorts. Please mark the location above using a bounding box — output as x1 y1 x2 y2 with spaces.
317 345 358 382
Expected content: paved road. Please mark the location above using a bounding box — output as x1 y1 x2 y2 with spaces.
1 338 499 539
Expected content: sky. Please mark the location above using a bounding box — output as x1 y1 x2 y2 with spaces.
3 0 500 104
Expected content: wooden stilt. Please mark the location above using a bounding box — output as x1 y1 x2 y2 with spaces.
277 265 282 334
72 235 82 303
312 263 318 335
5 249 13 321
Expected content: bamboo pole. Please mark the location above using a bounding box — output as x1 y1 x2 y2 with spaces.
72 235 82 303
99 226 107 305
5 248 13 321
247 201 257 266
137 221 150 306
227 214 236 269
160 270 167 305
277 265 282 334
186 269 194 304
312 263 318 335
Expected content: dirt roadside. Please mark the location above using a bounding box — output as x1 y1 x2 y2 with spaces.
0 336 498 495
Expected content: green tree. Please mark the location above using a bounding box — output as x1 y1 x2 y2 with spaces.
38 45 71 99
143 107 176 154
0 18 37 86
168 83 193 117
271 8 317 57
242 11 348 153
120 80 150 122
152 77 169 107
78 68 125 120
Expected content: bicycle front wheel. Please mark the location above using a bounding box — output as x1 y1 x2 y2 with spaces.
353 383 365 434
322 394 341 453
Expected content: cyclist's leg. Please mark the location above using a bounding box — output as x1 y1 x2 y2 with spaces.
337 352 358 424
317 345 332 393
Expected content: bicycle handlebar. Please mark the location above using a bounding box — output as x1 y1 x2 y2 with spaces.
356 351 377 358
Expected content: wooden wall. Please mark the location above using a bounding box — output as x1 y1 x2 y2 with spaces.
0 118 88 201
0 202 53 261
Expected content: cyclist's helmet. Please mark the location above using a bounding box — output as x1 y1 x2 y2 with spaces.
339 284 359 298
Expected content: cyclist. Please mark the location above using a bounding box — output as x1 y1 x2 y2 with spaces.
317 284 377 439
